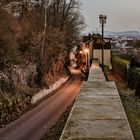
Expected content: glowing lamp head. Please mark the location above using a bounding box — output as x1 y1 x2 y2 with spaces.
85 49 88 53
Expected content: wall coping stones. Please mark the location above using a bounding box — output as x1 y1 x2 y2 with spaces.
59 62 134 140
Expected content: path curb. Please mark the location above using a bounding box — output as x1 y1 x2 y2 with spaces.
31 77 69 104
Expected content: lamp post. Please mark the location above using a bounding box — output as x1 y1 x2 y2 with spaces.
99 15 107 69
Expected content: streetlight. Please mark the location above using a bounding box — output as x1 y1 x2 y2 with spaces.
79 50 83 54
99 15 107 69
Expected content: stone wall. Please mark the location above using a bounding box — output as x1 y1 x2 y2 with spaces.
0 61 70 126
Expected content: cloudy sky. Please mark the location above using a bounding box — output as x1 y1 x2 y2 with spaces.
80 0 140 33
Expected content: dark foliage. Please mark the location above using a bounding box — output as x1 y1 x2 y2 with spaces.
126 68 140 89
135 79 140 96
112 56 129 81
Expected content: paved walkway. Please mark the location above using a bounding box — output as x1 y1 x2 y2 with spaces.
60 61 134 140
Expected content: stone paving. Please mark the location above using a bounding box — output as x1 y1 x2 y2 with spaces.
60 61 134 140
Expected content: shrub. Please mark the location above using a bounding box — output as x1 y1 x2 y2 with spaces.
129 55 140 68
126 68 140 89
118 54 132 62
135 68 140 96
112 56 130 81
135 78 140 96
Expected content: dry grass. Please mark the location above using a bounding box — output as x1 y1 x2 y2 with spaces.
41 104 73 140
106 69 140 140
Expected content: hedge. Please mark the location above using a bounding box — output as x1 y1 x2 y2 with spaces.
126 67 140 89
135 78 140 96
112 56 130 81
112 56 140 96
134 68 140 96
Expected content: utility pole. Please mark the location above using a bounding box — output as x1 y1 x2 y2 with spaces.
99 15 107 69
